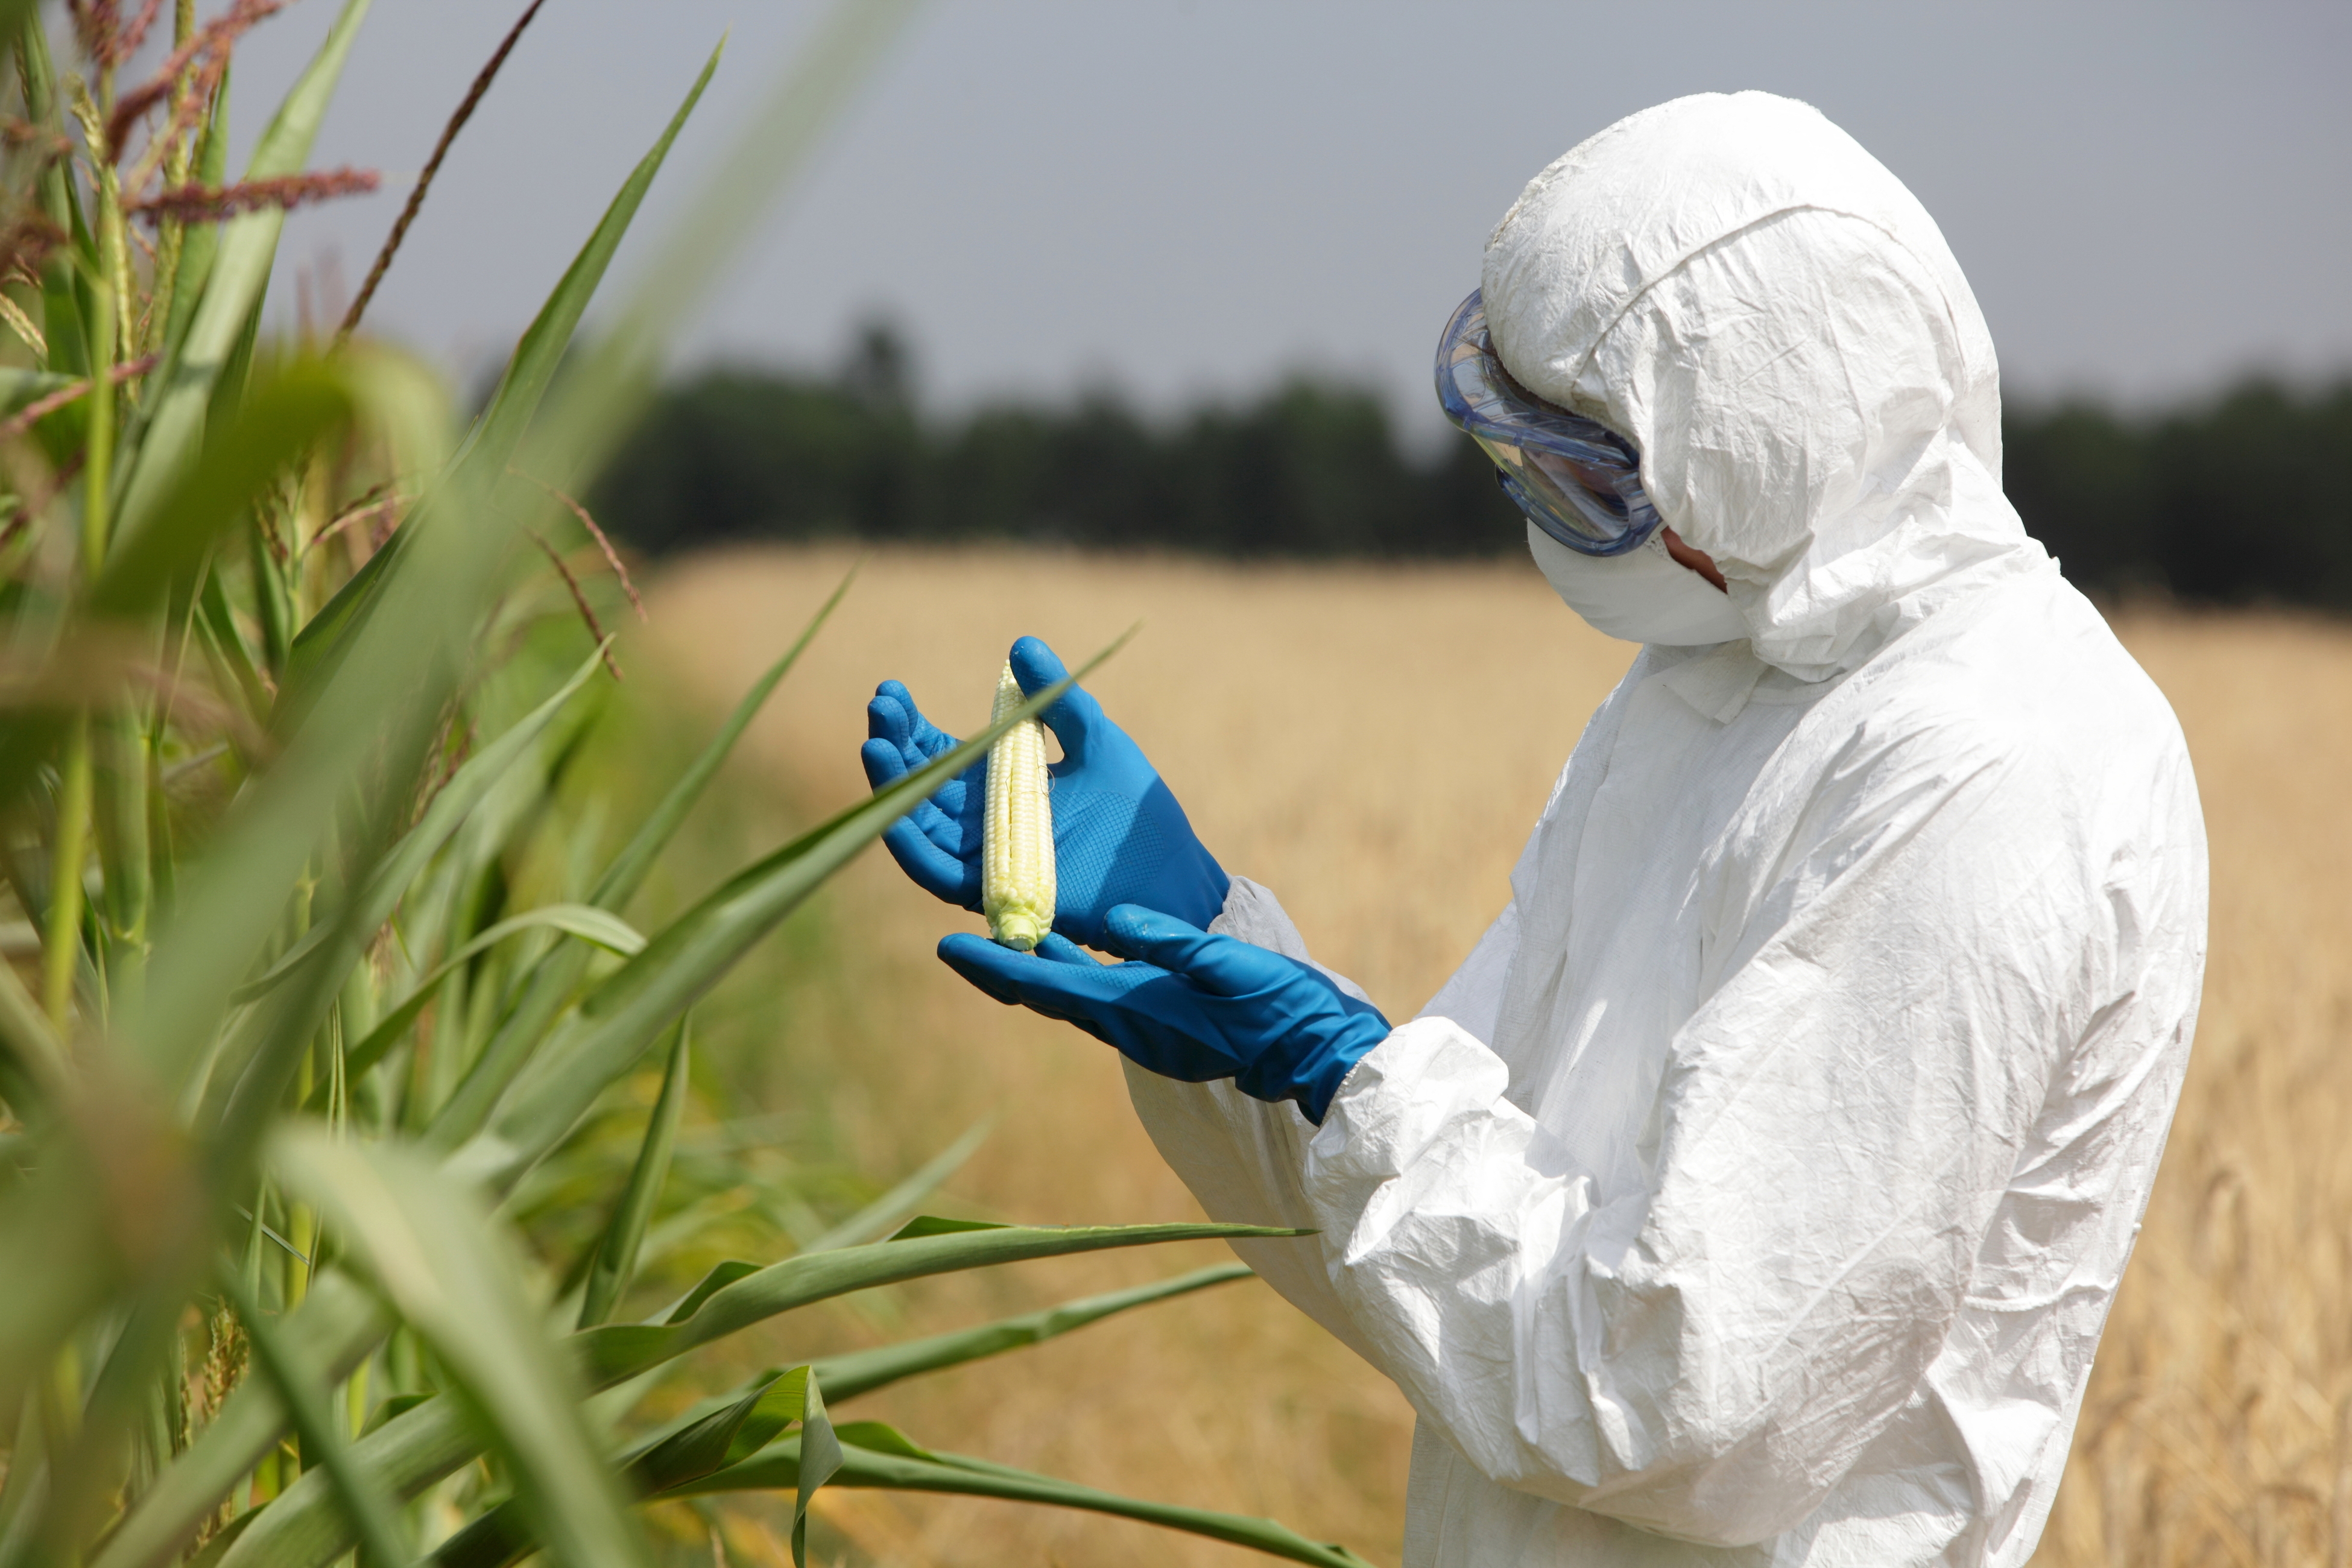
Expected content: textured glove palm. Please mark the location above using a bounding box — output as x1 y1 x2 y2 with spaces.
938 904 1391 1124
861 636 1230 945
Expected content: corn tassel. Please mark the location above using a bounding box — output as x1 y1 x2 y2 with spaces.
982 660 1055 950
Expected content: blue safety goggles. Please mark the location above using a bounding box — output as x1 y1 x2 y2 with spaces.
1434 289 1664 557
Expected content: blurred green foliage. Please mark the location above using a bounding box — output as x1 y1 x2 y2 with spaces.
0 4 1371 1565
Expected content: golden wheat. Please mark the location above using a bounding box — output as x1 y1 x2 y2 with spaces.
645 545 2352 1568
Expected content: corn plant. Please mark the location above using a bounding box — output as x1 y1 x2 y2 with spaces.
0 2 1369 1564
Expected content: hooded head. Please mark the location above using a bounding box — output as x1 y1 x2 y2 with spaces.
1483 92 2040 680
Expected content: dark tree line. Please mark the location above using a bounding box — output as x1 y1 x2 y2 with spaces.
594 327 2352 609
590 327 1519 561
2003 380 2352 609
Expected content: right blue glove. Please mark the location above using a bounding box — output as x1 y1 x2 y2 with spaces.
938 904 1393 1124
861 636 1231 947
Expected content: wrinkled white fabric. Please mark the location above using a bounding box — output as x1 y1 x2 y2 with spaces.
1528 522 1748 646
1123 90 2206 1567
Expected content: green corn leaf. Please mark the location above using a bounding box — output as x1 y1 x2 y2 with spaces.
654 1260 759 1327
206 288 267 475
575 1019 689 1328
17 14 89 381
623 1263 1255 1489
117 59 229 477
212 1386 475 1568
790 1370 840 1568
230 645 606 1008
571 1218 1295 1389
428 1362 813 1568
809 1263 1254 1401
247 504 294 676
0 949 67 1109
127 429 492 1113
640 1366 810 1492
888 1215 1010 1241
0 355 375 820
111 0 375 564
0 1143 118 1426
426 567 853 1151
309 903 648 1102
0 1394 45 1557
194 561 272 721
0 712 65 852
270 1127 647 1568
670 1426 1374 1568
215 1273 411 1568
285 36 722 699
359 1393 431 1438
87 361 357 619
201 1222 1295 1568
0 1 32 53
0 369 74 405
410 1475 527 1568
88 1272 388 1568
142 487 510 1185
181 6 898 1147
155 83 231 365
459 44 721 493
194 642 607 1160
17 10 1011 1568
450 633 1130 1196
514 0 925 505
800 1116 988 1254
183 1514 258 1568
594 564 853 910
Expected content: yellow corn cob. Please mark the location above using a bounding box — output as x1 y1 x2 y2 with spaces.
982 660 1055 950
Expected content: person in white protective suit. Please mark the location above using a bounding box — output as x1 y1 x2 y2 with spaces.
860 90 2208 1567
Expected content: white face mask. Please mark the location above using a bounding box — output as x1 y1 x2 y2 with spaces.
1527 521 1748 646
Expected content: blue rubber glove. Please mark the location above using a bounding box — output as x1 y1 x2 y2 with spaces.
937 904 1392 1124
861 636 1231 947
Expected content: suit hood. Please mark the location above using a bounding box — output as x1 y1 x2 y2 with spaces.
1482 91 2044 680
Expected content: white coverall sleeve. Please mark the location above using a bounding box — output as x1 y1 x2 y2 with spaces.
1296 730 2167 1548
1121 875 1521 1367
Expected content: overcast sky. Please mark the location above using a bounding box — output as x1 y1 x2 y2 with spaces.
223 0 2350 434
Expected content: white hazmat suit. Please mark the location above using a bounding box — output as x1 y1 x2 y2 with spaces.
1123 92 2207 1566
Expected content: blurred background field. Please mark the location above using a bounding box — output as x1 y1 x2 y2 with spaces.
621 545 2352 1567
2 2 2340 1564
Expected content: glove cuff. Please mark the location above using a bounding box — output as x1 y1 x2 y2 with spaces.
1234 1011 1391 1125
1292 1023 1388 1125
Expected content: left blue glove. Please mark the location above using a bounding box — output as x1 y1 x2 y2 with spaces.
861 636 1230 947
938 903 1392 1124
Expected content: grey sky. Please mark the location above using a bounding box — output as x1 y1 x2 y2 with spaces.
227 0 2351 435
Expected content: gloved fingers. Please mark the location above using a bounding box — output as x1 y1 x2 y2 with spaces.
1103 903 1289 999
1099 903 1232 980
937 930 1119 1023
937 932 1028 1005
865 688 918 756
862 739 976 853
941 928 1162 1008
859 733 916 791
871 680 963 760
865 697 938 789
881 815 979 906
1008 636 1108 767
1031 932 1102 969
932 765 974 808
1023 940 1120 1038
905 798 976 871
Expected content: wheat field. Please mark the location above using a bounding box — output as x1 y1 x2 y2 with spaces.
639 545 2352 1568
